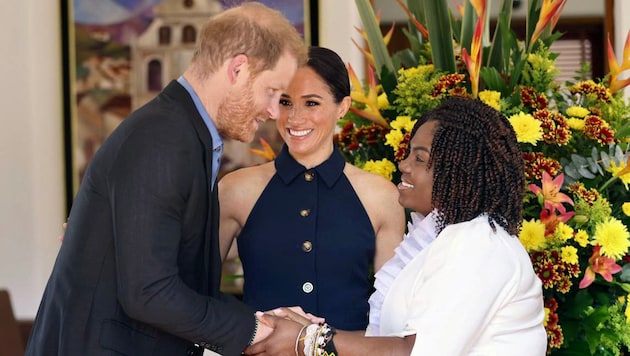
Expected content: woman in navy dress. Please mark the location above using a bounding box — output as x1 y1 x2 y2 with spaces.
218 47 405 330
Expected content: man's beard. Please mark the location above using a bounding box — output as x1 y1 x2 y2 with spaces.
216 84 259 143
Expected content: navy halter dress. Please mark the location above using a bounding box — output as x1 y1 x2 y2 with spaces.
237 145 376 330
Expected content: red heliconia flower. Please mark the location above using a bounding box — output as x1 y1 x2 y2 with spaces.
461 0 486 97
606 30 630 94
347 63 390 129
394 0 429 39
579 245 623 288
529 0 568 52
249 137 276 161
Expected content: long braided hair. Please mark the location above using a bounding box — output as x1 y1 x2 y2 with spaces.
410 96 525 236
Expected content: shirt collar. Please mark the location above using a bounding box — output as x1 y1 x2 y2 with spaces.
177 76 223 152
274 144 345 188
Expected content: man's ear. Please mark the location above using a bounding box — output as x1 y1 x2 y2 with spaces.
227 54 248 83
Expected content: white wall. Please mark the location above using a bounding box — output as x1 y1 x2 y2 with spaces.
0 0 628 321
0 0 65 319
318 0 364 78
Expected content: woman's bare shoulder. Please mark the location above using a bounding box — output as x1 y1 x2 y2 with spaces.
344 164 399 195
219 162 275 198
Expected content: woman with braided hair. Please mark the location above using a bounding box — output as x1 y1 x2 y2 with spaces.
246 96 547 356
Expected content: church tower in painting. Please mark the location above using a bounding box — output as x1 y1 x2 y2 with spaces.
131 0 223 109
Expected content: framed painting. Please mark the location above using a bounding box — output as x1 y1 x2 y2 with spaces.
60 0 318 211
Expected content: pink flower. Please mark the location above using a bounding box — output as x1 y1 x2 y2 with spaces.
579 245 623 288
529 171 574 214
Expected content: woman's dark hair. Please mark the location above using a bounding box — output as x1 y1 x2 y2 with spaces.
409 96 525 236
307 46 350 103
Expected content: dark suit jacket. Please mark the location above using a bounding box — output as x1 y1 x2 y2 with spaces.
25 81 255 356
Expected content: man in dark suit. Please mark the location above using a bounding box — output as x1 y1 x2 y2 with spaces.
25 3 307 355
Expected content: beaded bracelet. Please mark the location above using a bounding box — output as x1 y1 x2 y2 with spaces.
314 323 337 356
301 322 337 356
303 324 320 356
295 324 308 356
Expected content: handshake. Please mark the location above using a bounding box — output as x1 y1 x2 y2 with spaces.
245 307 336 356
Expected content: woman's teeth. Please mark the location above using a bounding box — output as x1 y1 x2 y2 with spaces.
289 129 312 137
401 181 414 188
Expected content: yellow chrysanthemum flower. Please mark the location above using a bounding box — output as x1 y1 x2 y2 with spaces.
560 246 579 265
519 219 547 252
385 129 404 151
566 118 585 131
508 112 543 145
606 160 630 190
390 116 416 132
479 90 501 111
623 202 630 216
377 92 390 109
592 217 630 260
543 307 550 327
566 106 590 118
362 159 396 181
625 295 630 323
574 229 590 247
554 222 574 242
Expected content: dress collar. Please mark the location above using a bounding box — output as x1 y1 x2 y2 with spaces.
274 144 345 188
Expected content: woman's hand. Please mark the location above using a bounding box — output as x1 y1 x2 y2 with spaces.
264 307 325 325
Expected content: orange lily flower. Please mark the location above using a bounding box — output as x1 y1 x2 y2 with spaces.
528 171 574 214
249 137 276 161
606 31 630 94
579 245 623 288
394 0 429 39
529 0 567 51
351 10 394 69
347 63 390 128
540 208 574 237
461 0 486 97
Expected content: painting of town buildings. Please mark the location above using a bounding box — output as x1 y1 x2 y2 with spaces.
68 0 308 195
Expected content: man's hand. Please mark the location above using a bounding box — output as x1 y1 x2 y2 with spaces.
251 313 273 345
266 307 324 325
58 222 67 242
243 315 303 356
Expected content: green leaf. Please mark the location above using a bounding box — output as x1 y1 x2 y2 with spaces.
380 66 399 101
525 0 542 52
421 0 456 72
487 0 514 73
355 0 395 78
459 0 476 53
480 67 508 95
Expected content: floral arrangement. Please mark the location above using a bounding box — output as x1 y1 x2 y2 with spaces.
336 0 630 354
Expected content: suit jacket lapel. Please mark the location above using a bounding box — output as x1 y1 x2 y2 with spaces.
163 80 219 296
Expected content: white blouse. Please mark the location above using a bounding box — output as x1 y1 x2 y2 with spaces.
366 214 547 356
